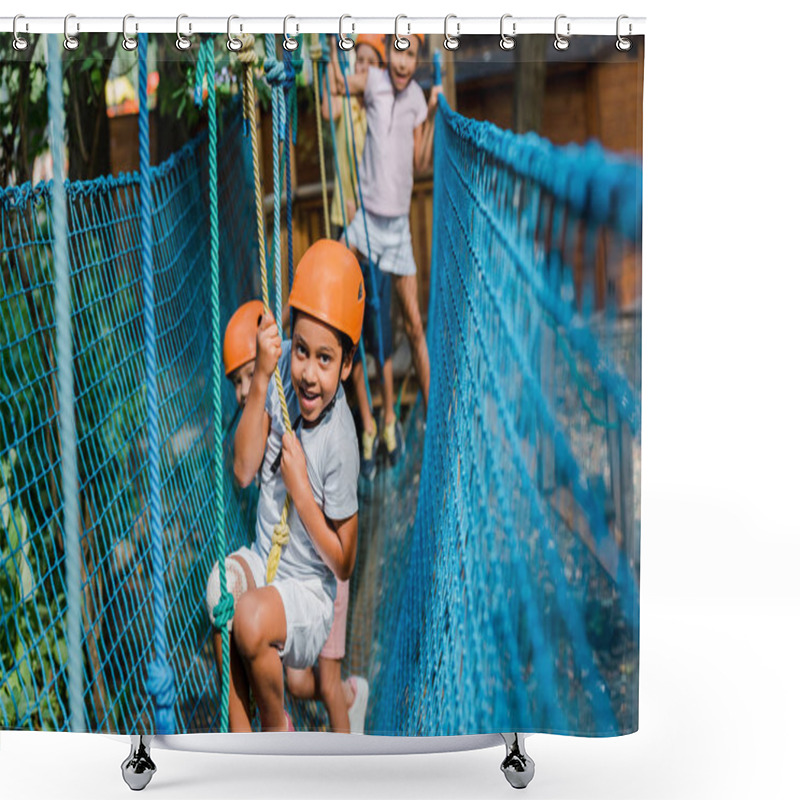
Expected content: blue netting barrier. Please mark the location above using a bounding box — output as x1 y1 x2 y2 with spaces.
2 80 641 736
1 100 259 732
363 96 642 736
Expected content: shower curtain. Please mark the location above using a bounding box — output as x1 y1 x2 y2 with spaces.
0 27 643 739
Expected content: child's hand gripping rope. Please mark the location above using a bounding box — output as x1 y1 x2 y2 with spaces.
254 309 283 381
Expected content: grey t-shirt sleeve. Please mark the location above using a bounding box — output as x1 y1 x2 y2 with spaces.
264 341 293 424
321 423 359 521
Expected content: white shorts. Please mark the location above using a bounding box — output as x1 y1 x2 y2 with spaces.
272 577 334 670
345 207 417 276
207 545 334 670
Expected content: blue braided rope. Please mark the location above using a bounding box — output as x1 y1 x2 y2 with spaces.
139 32 177 735
194 36 235 732
264 35 287 325
46 34 85 734
283 49 294 290
321 58 373 410
337 49 387 368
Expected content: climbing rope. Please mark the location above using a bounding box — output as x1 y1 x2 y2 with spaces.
333 47 386 368
236 35 269 321
193 36 235 732
138 32 177 735
46 34 85 734
309 34 331 239
261 33 297 582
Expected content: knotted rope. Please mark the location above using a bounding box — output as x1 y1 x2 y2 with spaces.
194 36 234 731
261 34 297 582
138 31 177 734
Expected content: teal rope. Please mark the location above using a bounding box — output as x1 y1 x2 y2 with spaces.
194 36 234 732
46 34 85 734
264 35 287 327
138 32 177 734
320 60 373 411
335 50 387 367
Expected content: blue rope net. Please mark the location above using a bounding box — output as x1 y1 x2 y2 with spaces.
1 108 258 733
1 86 641 736
362 97 642 736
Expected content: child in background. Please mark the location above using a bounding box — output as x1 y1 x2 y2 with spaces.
336 33 441 480
204 243 367 731
322 34 383 237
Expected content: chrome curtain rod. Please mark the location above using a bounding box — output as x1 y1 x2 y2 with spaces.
2 15 646 37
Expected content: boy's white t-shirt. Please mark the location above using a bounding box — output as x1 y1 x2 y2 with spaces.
253 341 359 601
359 66 428 218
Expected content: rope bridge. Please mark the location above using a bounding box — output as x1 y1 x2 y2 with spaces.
1 55 641 736
1 105 258 732
361 96 642 736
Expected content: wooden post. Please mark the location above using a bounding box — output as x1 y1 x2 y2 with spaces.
513 36 547 134
441 47 457 112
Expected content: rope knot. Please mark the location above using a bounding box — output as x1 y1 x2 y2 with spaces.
236 33 257 64
266 519 290 582
271 519 290 548
263 57 286 86
212 591 235 631
146 660 177 712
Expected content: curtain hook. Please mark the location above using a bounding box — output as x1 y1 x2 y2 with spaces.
499 14 516 51
63 13 79 51
339 14 355 50
444 14 460 51
554 14 570 51
175 14 192 51
12 15 29 51
122 15 138 51
227 15 243 52
394 15 410 51
616 15 632 51
283 15 299 51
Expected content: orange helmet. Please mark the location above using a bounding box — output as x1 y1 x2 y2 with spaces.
288 240 364 345
355 34 386 65
223 300 263 377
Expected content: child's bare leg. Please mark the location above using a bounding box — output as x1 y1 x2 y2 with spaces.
394 274 430 409
381 356 396 426
210 555 256 732
285 666 316 701
213 632 253 731
318 657 350 733
351 360 376 437
233 586 288 731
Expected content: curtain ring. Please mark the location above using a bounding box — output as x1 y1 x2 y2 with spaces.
554 14 570 51
499 14 515 51
175 14 192 51
122 15 138 51
338 14 355 50
227 15 243 52
12 15 29 51
616 15 632 51
444 14 460 51
394 15 410 51
63 14 79 51
283 15 299 51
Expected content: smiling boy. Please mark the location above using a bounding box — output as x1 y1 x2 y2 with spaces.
223 239 364 732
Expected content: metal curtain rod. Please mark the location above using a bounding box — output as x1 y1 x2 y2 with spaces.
1 15 646 36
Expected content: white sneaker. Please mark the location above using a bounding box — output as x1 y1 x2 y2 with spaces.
347 676 369 735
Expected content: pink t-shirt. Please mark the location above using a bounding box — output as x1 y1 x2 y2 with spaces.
359 67 428 218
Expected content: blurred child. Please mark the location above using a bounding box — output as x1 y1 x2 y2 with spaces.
322 34 384 237
336 33 441 480
204 241 366 731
